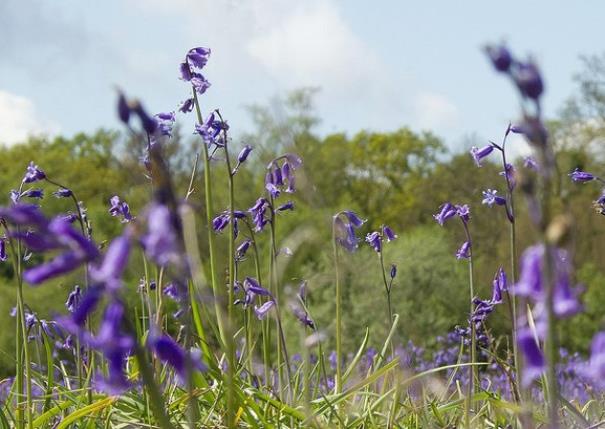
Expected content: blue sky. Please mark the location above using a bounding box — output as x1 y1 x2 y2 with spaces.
1 0 604 157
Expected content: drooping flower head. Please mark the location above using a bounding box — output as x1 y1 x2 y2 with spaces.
265 153 302 198
248 198 270 232
154 111 176 138
569 168 595 183
470 145 494 167
433 202 457 226
333 210 366 252
517 328 545 387
180 47 212 95
484 44 512 72
23 162 46 184
194 111 228 149
109 196 133 223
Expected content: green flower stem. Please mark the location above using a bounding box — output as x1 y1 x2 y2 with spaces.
191 91 236 427
331 221 343 396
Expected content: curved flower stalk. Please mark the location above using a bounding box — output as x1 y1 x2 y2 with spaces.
365 225 398 327
332 210 365 395
486 42 576 425
433 202 477 415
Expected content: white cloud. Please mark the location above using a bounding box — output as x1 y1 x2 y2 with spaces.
412 92 460 133
246 1 382 93
0 90 60 145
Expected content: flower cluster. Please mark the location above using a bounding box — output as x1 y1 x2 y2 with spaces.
433 202 472 259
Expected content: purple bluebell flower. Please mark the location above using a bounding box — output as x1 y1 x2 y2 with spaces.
585 332 605 381
514 245 582 319
149 333 187 378
470 145 494 167
191 75 211 95
108 196 133 223
569 168 595 183
91 236 131 290
343 210 365 228
291 304 315 329
194 112 224 148
512 61 544 100
141 204 179 266
53 188 72 198
237 145 253 164
433 202 457 226
491 268 506 304
22 188 43 199
254 300 275 320
524 156 538 170
23 162 46 183
485 44 512 72
276 201 294 212
0 239 6 262
333 210 366 252
132 102 158 135
518 328 545 387
179 62 193 81
500 163 516 190
212 212 231 232
154 111 175 137
179 98 194 113
186 47 211 69
65 285 81 313
482 189 506 207
236 239 251 260
390 264 397 279
24 252 85 285
117 92 131 124
383 226 397 242
365 231 382 253
248 198 270 232
163 282 180 301
244 277 271 305
49 217 98 260
456 241 471 260
0 203 48 227
455 204 470 223
265 154 302 197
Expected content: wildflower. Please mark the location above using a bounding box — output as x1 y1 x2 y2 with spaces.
91 235 131 290
584 332 605 381
108 196 133 223
117 92 131 124
333 210 366 252
141 204 179 266
470 145 494 167
291 304 315 329
132 101 158 135
154 111 175 137
456 241 471 259
254 300 275 320
191 75 211 95
53 188 72 198
195 111 224 148
179 98 194 113
500 163 516 190
187 47 211 69
365 231 382 253
276 201 294 212
390 264 397 279
22 189 43 199
491 267 506 304
23 162 46 183
237 145 253 164
455 204 470 223
433 202 456 226
236 239 251 260
265 153 302 196
65 285 81 313
482 189 506 207
148 333 187 378
248 198 270 232
569 168 595 183
0 238 6 262
513 244 582 318
485 44 512 72
517 328 545 387
511 61 544 100
524 156 538 170
383 225 397 241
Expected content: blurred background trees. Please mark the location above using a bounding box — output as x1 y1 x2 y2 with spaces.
0 57 604 376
